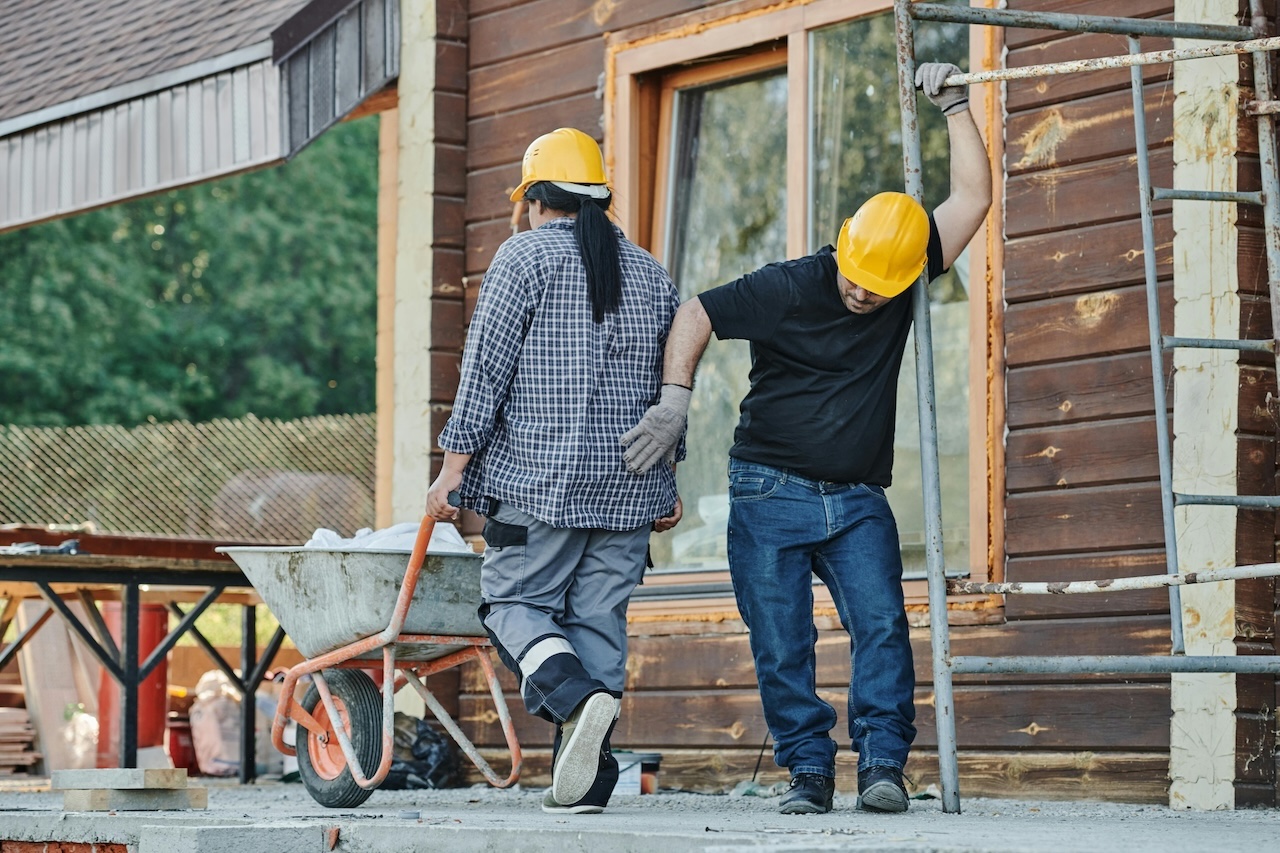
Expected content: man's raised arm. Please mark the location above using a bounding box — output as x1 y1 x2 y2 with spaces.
916 62 993 270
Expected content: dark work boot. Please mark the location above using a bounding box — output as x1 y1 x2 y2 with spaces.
779 773 835 814
542 749 619 814
857 765 909 813
543 720 620 814
552 692 618 805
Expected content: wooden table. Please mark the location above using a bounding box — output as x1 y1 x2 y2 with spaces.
0 550 284 782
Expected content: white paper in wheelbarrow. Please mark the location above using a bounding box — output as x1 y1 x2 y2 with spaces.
219 523 484 660
303 521 470 552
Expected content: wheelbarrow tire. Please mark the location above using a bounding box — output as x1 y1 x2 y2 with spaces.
295 669 383 808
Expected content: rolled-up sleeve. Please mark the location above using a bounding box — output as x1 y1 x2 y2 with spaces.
437 247 535 454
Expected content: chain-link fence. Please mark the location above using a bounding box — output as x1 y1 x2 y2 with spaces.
0 413 376 543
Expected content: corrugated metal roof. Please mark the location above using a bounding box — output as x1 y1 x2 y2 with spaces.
0 0 310 123
0 0 398 232
1 57 282 230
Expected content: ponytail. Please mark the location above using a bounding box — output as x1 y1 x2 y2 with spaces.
524 182 621 323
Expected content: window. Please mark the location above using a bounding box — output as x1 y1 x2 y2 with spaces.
610 0 991 588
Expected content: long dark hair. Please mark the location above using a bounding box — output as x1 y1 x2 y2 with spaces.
524 182 621 323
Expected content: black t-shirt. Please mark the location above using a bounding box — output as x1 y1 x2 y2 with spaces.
698 218 945 486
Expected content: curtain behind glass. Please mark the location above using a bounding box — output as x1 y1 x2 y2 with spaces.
651 70 788 570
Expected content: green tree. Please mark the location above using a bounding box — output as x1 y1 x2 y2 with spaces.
0 117 379 427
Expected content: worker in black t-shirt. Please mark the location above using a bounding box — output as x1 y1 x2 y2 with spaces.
620 62 992 815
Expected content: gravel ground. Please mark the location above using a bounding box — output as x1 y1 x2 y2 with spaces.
2 778 1279 852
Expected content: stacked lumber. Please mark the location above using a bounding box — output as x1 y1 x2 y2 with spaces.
52 768 206 811
0 707 41 772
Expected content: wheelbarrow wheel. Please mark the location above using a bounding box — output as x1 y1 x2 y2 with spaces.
295 669 383 808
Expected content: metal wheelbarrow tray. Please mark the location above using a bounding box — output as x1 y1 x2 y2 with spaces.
219 518 521 808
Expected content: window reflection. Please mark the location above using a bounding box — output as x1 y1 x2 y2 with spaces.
810 10 970 575
653 70 788 569
651 5 971 575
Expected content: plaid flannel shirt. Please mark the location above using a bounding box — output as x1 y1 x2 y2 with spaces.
438 217 682 530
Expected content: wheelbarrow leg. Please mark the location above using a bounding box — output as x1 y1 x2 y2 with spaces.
311 644 398 789
403 645 522 787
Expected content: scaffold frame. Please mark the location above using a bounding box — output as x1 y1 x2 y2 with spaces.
894 0 1280 814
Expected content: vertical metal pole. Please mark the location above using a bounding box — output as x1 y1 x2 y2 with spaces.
1251 2 1280 368
1129 36 1185 654
240 603 258 784
895 0 961 814
121 583 140 768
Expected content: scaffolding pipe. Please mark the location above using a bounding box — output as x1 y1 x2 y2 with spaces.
1253 0 1280 386
1127 36 1185 654
1162 334 1275 352
949 562 1280 596
900 0 1280 815
1246 99 1280 115
934 36 1280 89
1152 187 1264 204
953 655 1280 675
893 0 959 816
1175 493 1280 509
910 3 1252 42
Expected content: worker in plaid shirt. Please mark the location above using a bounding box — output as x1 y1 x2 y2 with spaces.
427 128 682 814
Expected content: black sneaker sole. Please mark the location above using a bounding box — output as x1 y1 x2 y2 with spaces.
857 781 909 813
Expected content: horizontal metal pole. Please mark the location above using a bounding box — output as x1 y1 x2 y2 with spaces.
632 569 966 600
952 655 1280 675
1161 334 1275 352
937 36 1280 88
949 562 1280 595
1175 493 1280 508
1246 100 1280 115
910 3 1253 42
1153 187 1264 204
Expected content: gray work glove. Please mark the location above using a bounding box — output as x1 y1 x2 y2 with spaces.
620 384 692 475
916 62 969 116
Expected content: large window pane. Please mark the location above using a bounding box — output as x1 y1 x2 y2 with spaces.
810 8 970 575
651 70 788 569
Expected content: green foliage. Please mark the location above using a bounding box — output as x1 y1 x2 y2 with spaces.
178 604 287 649
0 117 380 427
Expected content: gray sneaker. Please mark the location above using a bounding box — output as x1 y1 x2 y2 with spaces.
552 692 618 805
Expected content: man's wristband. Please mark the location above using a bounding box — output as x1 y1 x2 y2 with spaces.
663 382 693 391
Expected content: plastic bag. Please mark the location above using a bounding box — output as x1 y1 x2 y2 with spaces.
62 704 98 769
188 671 241 776
379 712 460 790
188 670 282 777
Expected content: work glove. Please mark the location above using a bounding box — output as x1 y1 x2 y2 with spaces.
916 62 969 116
620 384 692 475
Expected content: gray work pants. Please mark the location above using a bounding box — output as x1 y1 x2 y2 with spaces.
478 502 650 723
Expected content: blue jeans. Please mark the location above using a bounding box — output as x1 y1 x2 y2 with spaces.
726 459 916 778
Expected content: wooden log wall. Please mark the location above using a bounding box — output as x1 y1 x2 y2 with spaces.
1000 0 1278 807
427 0 1278 804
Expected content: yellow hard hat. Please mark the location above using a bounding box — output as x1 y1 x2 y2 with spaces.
509 127 609 202
835 192 929 298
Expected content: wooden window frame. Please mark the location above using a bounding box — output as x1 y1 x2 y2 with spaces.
650 50 789 266
606 0 1005 618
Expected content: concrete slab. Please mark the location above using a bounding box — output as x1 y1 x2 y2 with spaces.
0 780 1276 852
52 767 188 790
138 824 325 853
62 785 207 811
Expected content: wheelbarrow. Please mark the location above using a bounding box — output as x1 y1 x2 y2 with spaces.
219 517 521 807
